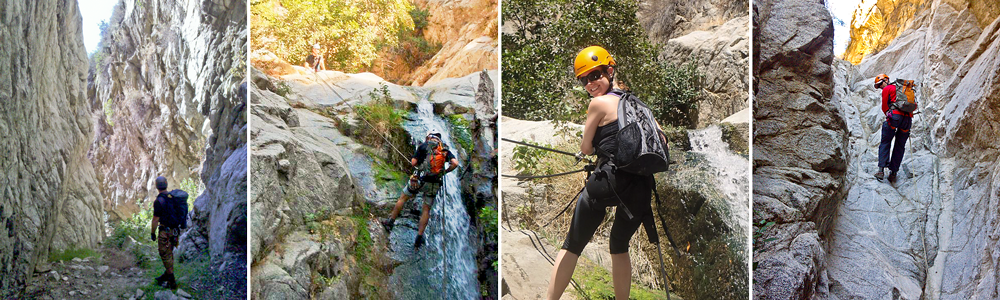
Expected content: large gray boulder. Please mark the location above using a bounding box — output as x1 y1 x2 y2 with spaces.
0 1 105 298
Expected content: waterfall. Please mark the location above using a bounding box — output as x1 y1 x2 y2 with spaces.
688 125 750 245
390 98 478 299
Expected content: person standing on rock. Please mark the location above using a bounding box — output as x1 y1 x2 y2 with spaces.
546 46 665 300
874 74 912 182
150 176 189 289
304 43 326 72
382 130 460 249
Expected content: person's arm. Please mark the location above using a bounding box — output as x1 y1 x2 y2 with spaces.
319 56 326 71
447 158 460 173
150 198 160 241
445 151 459 173
580 97 607 155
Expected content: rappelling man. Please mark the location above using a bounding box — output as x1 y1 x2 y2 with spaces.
382 130 460 249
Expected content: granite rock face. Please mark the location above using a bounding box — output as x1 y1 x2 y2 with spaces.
87 0 247 221
752 0 845 298
0 0 105 297
754 0 1000 299
403 0 499 86
661 16 750 127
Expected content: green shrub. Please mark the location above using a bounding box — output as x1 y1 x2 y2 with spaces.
103 97 114 127
502 0 701 127
510 141 552 176
48 247 100 262
447 115 474 156
107 200 154 250
353 84 411 171
478 205 498 237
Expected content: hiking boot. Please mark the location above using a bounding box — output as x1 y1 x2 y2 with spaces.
874 170 885 180
166 273 177 290
414 234 425 250
381 218 395 232
888 171 897 183
155 273 168 286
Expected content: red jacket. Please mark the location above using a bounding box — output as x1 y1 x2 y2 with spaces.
881 84 896 114
881 84 913 117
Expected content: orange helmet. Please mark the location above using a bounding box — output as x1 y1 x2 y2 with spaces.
874 74 890 88
574 46 616 78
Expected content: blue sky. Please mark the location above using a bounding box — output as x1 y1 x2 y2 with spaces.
827 0 864 56
79 0 120 54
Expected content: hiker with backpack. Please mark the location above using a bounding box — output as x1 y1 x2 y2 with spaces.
873 74 916 183
546 46 671 300
381 130 460 249
149 176 189 289
304 43 326 72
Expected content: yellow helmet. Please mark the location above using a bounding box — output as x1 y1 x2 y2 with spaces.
574 46 616 78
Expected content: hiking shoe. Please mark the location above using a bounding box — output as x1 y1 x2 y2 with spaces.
155 273 167 285
414 234 425 249
166 273 177 290
874 170 885 180
888 172 897 183
381 218 395 232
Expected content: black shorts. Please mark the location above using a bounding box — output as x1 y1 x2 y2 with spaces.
561 173 653 255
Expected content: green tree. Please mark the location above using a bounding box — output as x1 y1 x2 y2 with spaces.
502 0 701 127
251 0 414 72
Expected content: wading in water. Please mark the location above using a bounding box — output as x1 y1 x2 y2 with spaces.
382 130 460 249
546 46 671 300
150 176 189 290
873 74 917 183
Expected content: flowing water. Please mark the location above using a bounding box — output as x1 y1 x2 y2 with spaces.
687 125 750 249
390 97 478 299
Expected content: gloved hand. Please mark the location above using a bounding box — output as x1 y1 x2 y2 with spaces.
151 232 156 242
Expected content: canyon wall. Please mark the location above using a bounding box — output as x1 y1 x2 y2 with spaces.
0 1 105 297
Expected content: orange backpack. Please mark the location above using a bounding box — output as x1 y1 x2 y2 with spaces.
425 143 448 175
892 79 917 113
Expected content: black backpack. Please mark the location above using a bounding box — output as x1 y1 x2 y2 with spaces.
607 90 669 175
158 189 189 229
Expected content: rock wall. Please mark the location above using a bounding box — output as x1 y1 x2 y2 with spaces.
752 0 846 298
88 0 246 220
0 0 105 297
639 0 749 44
660 16 750 127
403 0 498 86
842 0 999 64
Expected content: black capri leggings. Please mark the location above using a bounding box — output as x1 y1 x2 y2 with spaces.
561 174 653 255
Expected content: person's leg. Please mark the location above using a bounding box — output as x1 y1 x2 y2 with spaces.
418 203 431 235
157 227 174 275
889 116 911 174
549 190 605 299
611 253 631 300
167 229 179 289
389 191 414 220
877 119 894 177
609 208 643 299
547 250 580 300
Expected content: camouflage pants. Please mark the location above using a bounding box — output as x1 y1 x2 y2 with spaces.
157 227 180 274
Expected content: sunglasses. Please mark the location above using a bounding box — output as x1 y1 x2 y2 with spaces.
578 70 605 86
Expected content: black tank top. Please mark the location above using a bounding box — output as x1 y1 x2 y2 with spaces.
592 120 618 157
592 91 622 157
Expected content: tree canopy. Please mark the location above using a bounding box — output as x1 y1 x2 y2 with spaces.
251 0 414 72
